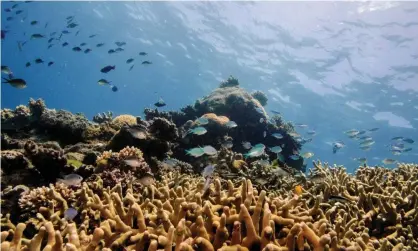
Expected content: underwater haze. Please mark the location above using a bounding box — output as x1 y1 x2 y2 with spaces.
2 1 418 172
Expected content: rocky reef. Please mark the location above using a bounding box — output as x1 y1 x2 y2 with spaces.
1 76 417 250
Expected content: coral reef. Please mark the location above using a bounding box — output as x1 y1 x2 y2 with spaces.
251 90 268 107
1 162 417 250
92 111 113 124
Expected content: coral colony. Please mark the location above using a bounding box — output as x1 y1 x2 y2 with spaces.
1 76 417 250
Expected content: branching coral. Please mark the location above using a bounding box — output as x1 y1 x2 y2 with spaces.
219 75 240 88
111 114 137 130
251 90 268 107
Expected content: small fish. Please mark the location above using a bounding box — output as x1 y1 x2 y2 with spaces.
142 60 152 65
276 153 285 163
162 158 178 167
257 159 270 167
263 131 267 138
48 38 55 43
1 66 13 76
129 65 135 71
272 133 283 139
368 127 379 131
195 117 209 125
244 146 265 158
15 10 23 15
50 32 57 36
392 150 402 156
354 157 367 163
72 46 82 52
115 47 124 53
115 41 126 47
301 152 314 159
139 52 147 56
392 136 404 141
67 22 78 28
100 65 116 73
382 158 397 165
96 43 105 47
84 48 92 54
2 77 26 89
403 138 414 144
126 127 147 140
138 173 155 186
242 141 252 149
202 176 213 194
270 110 281 115
80 42 87 47
11 3 19 9
360 140 375 147
89 34 97 38
329 195 351 204
402 147 412 152
295 123 308 128
75 30 80 36
64 208 78 221
225 121 237 128
333 142 345 154
272 166 291 176
62 30 70 34
269 146 282 154
47 44 53 49
188 127 207 136
31 33 44 39
289 154 300 160
202 164 215 178
66 15 75 20
294 185 303 196
34 58 44 64
44 22 48 28
222 140 233 149
1 30 7 40
62 42 69 47
98 79 111 85
47 61 54 66
360 146 371 151
30 20 38 25
4 8 11 12
203 145 217 155
57 174 83 186
359 136 372 140
288 132 301 138
108 49 115 54
154 98 166 107
111 85 118 92
307 130 316 135
123 157 144 168
186 147 205 157
126 58 134 64
25 62 31 67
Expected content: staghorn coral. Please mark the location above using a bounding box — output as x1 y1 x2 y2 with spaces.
251 90 268 107
3 163 417 251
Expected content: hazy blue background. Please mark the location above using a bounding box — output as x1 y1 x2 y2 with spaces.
2 1 417 172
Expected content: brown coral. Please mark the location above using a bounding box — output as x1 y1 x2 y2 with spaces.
111 114 137 130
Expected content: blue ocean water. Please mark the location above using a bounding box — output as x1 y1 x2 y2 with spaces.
1 1 417 173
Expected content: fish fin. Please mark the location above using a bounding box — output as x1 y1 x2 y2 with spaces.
2 77 10 83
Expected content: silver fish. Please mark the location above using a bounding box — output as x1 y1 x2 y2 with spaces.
57 174 83 186
64 208 78 221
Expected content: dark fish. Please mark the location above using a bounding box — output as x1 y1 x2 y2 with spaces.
62 42 69 47
24 1 33 3
392 137 404 141
403 138 414 144
402 147 412 152
1 30 6 40
129 64 135 71
11 4 19 9
100 65 115 73
271 110 281 115
62 30 70 34
25 62 31 67
368 128 379 131
30 20 38 25
80 42 86 47
47 44 53 49
48 61 54 66
111 85 118 92
15 10 23 15
139 52 147 56
154 98 166 107
75 30 80 36
89 34 97 38
108 49 115 54
2 77 27 89
126 58 134 64
115 47 124 52
1 66 13 76
142 61 152 65
44 22 48 28
84 48 91 54
72 46 81 52
31 33 44 39
6 17 14 21
115 41 126 47
50 31 57 36
48 38 54 43
329 195 351 204
96 43 104 47
97 79 111 85
34 58 44 64
66 15 75 20
17 41 23 51
4 8 11 12
67 23 78 28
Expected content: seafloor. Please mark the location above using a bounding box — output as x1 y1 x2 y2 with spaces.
1 77 417 250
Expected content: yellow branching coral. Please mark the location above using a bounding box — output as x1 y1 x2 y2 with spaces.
118 146 143 160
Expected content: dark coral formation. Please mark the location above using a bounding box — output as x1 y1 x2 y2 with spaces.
251 90 268 106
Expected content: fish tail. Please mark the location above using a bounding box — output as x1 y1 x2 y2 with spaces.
2 77 10 83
